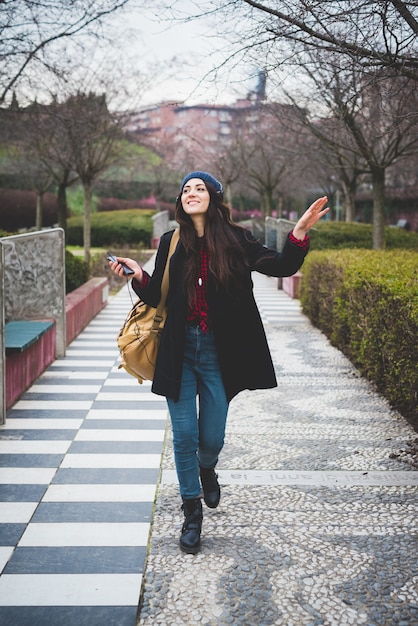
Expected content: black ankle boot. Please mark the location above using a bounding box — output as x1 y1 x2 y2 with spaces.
180 497 203 554
199 466 221 509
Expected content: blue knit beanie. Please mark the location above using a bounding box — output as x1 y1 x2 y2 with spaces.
180 171 223 194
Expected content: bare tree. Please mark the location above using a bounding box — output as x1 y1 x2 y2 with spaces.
281 104 369 222
204 0 418 81
37 99 80 231
330 68 418 247
21 159 53 230
137 129 189 205
163 0 418 239
2 97 79 231
237 103 306 217
61 92 127 265
213 143 243 209
0 0 132 105
273 47 418 246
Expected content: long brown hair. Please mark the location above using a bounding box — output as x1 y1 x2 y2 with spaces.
175 182 249 305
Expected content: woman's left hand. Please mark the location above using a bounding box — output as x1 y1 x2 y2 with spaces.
292 196 330 240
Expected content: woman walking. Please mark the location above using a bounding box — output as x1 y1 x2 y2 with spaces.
109 171 329 554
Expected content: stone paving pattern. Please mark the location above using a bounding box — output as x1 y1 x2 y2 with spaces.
0 269 416 626
138 273 418 626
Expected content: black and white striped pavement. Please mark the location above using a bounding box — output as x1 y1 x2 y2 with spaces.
0 272 304 625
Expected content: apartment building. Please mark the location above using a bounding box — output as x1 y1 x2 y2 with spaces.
127 98 261 159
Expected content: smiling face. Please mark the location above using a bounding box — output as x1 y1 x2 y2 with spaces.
181 178 210 218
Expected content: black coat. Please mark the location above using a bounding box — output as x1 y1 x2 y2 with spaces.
133 228 308 403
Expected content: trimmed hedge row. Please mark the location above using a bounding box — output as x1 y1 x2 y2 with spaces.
65 250 89 294
300 249 418 429
66 209 155 247
308 222 418 250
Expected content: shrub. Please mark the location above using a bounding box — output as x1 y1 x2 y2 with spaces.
0 228 16 237
308 221 418 250
66 209 154 247
300 249 418 429
65 249 89 293
0 189 58 230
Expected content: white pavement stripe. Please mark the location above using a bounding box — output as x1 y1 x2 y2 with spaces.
0 573 142 606
263 317 305 322
0 441 71 454
86 409 167 420
50 360 115 367
65 350 117 357
103 378 149 387
19 522 150 547
88 322 124 327
40 371 109 380
44 484 157 502
0 468 57 484
258 306 302 311
61 454 161 468
258 307 302 313
70 342 116 348
29 385 102 394
226 422 408 438
76 333 118 338
90 317 124 321
0 502 38 523
110 367 151 377
74 429 164 442
3 419 83 430
162 469 418 487
75 328 119 333
13 400 93 410
95 393 163 402
0 548 14 573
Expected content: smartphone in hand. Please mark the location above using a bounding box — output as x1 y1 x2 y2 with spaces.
107 254 135 276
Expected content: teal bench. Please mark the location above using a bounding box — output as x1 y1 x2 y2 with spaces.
5 320 55 354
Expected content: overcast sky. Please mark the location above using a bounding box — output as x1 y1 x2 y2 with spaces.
109 2 255 106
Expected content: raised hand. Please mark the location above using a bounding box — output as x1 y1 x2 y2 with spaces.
292 196 330 240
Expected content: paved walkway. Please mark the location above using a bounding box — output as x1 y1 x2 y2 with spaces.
0 271 417 625
0 274 167 625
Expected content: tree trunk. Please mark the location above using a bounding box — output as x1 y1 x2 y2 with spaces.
371 166 386 249
264 188 273 217
36 192 43 230
276 194 283 219
341 180 356 222
226 183 233 209
239 196 245 212
83 182 92 267
57 182 68 231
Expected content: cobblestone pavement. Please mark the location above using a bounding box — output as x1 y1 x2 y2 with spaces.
137 273 418 626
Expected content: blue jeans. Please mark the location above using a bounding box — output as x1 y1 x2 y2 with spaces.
166 325 229 499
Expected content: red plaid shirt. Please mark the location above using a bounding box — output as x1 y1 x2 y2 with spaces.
135 230 309 333
186 237 209 332
288 230 309 251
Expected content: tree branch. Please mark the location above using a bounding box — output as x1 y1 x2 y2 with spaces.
0 0 131 104
390 0 418 35
239 0 418 79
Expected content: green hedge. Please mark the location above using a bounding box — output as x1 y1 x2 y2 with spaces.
300 249 418 429
308 222 418 250
66 209 154 247
65 250 89 293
